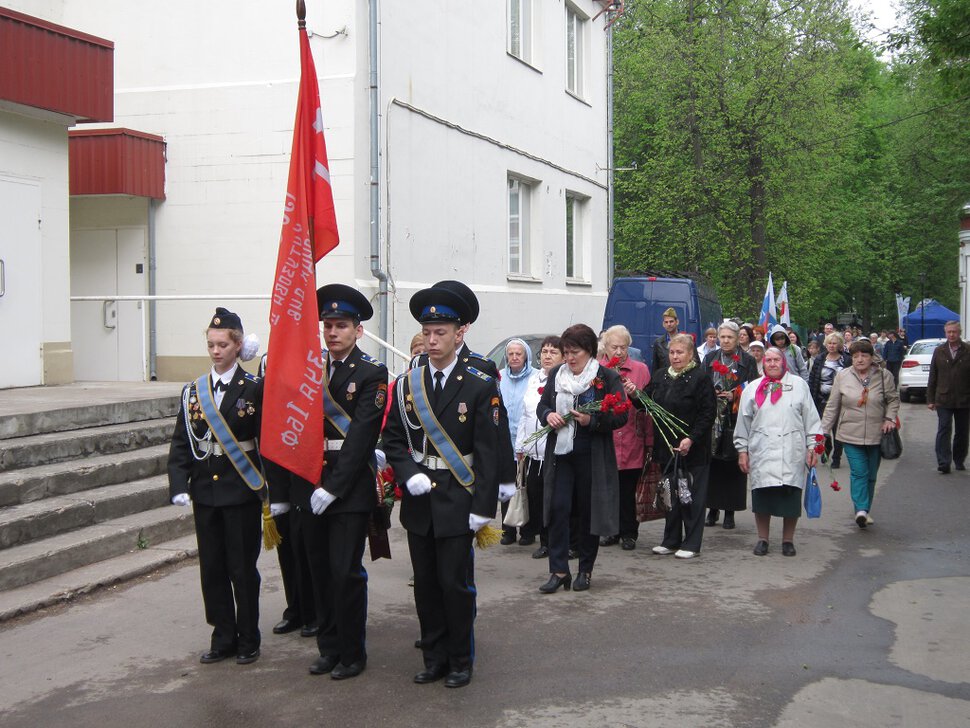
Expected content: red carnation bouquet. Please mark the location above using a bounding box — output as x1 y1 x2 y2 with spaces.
522 389 632 446
603 356 689 452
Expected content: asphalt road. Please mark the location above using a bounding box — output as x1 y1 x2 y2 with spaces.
1 403 968 727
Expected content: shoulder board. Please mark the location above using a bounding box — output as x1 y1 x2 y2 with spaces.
360 352 384 367
465 350 486 361
466 366 493 382
243 371 259 383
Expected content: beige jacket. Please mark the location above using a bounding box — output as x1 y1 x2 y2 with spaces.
821 366 899 446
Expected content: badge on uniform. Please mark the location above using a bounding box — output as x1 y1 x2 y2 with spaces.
492 406 500 426
236 398 253 417
458 402 468 423
375 382 387 409
347 382 357 401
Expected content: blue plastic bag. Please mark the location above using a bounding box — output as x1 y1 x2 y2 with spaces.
804 466 821 519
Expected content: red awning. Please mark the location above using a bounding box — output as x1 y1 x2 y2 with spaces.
69 129 166 200
0 7 113 122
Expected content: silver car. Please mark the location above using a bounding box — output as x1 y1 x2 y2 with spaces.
898 338 946 402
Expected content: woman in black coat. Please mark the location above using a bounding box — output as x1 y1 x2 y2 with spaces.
536 324 628 593
702 322 760 529
648 333 717 559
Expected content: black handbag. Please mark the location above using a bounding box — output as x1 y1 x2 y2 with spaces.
880 428 902 460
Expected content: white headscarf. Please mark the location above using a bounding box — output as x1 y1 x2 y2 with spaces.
553 356 600 455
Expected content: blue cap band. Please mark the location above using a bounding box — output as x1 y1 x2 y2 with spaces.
420 304 460 320
321 299 360 317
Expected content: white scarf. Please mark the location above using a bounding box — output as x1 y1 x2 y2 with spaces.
553 357 601 455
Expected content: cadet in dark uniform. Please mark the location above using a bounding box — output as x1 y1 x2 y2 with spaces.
383 285 501 688
275 284 388 680
258 354 318 639
168 307 264 665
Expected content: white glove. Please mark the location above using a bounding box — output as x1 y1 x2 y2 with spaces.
406 473 433 496
498 483 517 503
310 488 336 515
270 502 291 517
171 493 191 507
374 449 387 471
469 514 491 533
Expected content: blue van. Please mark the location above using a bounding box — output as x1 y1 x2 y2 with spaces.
602 275 723 367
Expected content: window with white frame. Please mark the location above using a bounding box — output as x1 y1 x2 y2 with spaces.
508 0 532 63
565 193 584 279
566 4 586 97
508 176 532 276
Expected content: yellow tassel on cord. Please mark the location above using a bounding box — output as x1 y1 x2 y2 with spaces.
262 502 282 550
475 523 502 549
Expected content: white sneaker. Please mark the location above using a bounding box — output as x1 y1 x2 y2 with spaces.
855 510 868 528
866 514 874 525
674 550 698 559
652 546 674 555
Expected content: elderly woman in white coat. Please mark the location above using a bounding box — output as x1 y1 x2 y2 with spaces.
734 347 822 557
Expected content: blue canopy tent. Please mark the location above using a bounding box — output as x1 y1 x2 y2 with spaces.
902 299 960 340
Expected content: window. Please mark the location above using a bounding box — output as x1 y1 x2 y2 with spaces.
508 0 532 62
566 4 586 96
565 193 584 280
508 176 532 276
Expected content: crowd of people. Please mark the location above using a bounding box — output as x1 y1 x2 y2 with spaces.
167 284 969 687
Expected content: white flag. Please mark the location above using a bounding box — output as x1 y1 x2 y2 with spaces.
777 281 790 326
895 293 910 330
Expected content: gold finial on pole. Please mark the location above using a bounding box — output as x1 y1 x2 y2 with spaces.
296 0 306 28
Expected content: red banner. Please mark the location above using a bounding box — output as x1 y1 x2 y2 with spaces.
261 26 339 484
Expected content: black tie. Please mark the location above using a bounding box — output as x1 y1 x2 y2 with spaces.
213 379 228 393
433 371 444 403
331 360 343 379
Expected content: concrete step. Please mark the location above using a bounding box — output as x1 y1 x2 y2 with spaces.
0 387 181 440
0 475 171 550
0 505 195 591
0 534 198 623
0 444 169 507
0 418 174 473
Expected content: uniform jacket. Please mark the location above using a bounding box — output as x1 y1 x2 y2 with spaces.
383 360 500 539
927 340 970 409
734 372 823 490
821 366 899 446
537 364 628 536
277 346 389 514
168 364 264 507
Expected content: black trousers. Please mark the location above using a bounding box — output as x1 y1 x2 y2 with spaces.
661 462 710 553
274 510 316 626
618 468 641 540
936 406 970 468
408 528 476 674
520 457 546 542
295 507 369 666
192 500 262 654
887 361 902 384
548 449 599 574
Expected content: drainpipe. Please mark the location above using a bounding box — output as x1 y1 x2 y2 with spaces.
368 0 389 361
148 198 158 380
606 18 615 287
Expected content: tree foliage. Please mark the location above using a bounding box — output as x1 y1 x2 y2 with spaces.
613 0 970 328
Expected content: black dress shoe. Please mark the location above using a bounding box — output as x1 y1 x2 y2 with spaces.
705 509 719 527
200 648 236 664
531 545 549 559
236 648 260 665
272 617 300 635
300 623 320 638
500 531 517 545
600 534 620 546
573 572 591 591
538 573 572 593
753 540 769 556
621 537 636 551
939 464 952 474
956 462 967 471
518 535 536 546
331 660 366 680
444 669 472 688
413 665 449 684
782 542 797 557
722 512 736 530
309 654 340 675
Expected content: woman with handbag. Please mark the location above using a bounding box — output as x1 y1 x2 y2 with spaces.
514 336 564 558
536 324 629 592
734 347 822 557
820 339 900 528
702 321 759 530
647 334 717 559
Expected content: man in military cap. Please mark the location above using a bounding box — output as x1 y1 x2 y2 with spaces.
383 285 501 688
270 283 388 680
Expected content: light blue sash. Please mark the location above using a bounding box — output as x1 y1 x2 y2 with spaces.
406 367 474 491
195 375 264 492
322 364 352 436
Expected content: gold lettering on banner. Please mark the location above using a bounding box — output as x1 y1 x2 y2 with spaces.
279 350 325 448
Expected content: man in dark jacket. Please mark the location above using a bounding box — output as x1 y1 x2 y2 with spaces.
926 321 970 474
651 307 697 375
882 331 906 384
